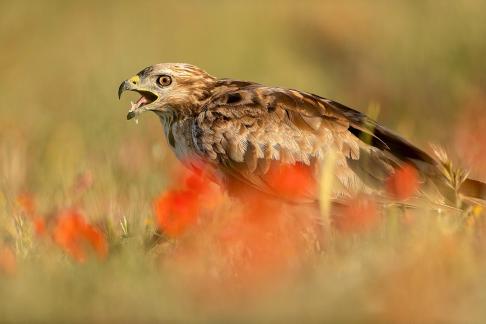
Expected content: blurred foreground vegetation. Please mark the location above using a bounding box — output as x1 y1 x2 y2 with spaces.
1 0 486 322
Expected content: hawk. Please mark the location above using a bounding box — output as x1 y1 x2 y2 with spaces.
118 63 485 207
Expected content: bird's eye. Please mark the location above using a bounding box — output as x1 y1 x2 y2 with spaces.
157 75 172 87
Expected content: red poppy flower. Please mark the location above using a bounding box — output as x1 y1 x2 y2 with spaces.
53 210 108 262
154 168 218 237
333 196 379 233
386 164 419 200
264 163 316 199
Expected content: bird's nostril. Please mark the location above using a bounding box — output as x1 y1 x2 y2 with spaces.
129 75 140 85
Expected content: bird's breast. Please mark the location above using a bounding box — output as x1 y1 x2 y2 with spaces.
159 115 203 166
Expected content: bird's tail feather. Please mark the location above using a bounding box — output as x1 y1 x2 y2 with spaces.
460 178 486 201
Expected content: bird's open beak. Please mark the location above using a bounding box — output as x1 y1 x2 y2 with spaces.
118 76 158 120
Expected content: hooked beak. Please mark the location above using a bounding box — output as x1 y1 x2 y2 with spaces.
118 76 158 120
118 80 131 100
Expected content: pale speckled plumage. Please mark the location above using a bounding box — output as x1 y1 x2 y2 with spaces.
118 63 485 206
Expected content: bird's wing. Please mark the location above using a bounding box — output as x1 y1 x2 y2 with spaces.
192 81 449 203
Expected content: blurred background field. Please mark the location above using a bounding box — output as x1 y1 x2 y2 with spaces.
1 0 486 322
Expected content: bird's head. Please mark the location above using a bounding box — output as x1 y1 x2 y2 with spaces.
118 63 216 120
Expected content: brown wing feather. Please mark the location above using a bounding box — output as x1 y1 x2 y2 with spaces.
192 81 451 203
322 99 457 201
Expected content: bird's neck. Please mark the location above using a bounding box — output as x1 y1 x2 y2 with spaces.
156 109 176 133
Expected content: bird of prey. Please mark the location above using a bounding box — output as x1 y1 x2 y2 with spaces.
118 63 485 207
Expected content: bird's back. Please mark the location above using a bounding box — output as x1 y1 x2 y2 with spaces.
158 79 462 206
